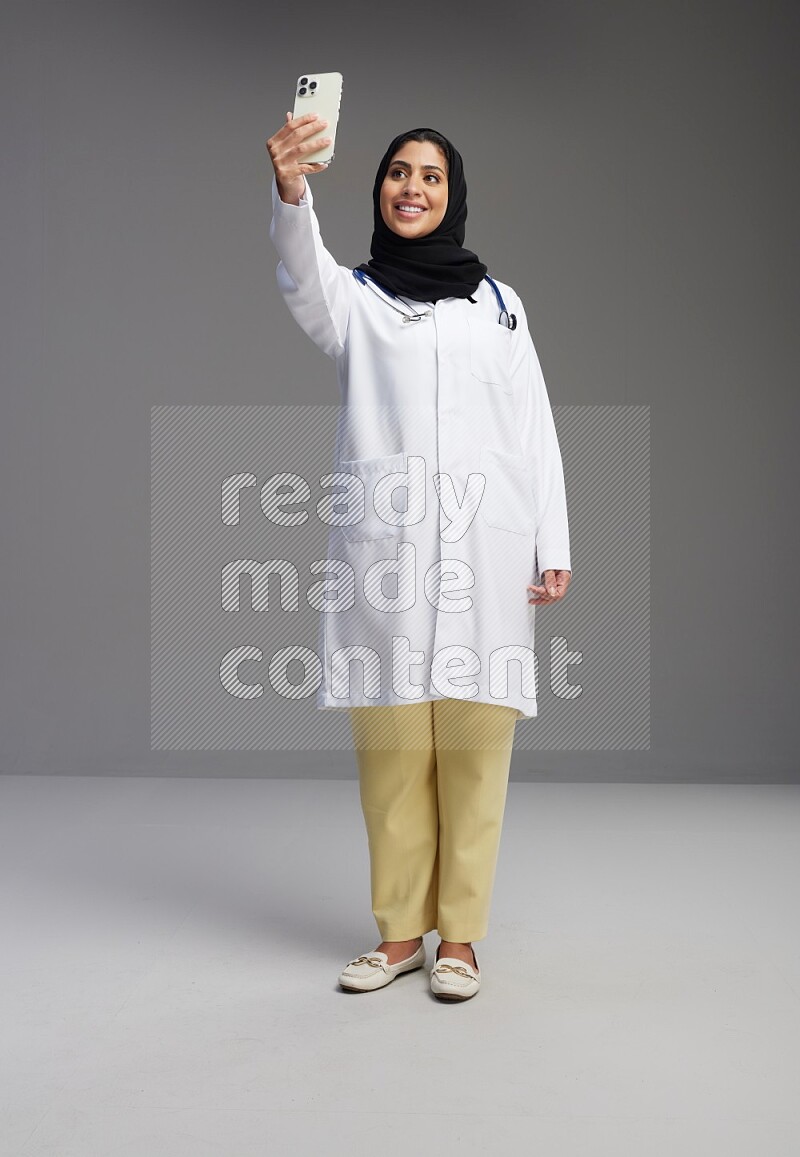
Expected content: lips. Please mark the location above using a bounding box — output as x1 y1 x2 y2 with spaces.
394 203 427 217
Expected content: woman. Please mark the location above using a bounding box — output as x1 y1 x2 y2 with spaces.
266 112 572 1001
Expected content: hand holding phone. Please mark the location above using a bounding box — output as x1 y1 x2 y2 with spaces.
266 112 333 206
266 71 343 206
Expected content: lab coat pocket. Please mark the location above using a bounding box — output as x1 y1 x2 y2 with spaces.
478 446 537 536
467 316 513 394
335 451 407 542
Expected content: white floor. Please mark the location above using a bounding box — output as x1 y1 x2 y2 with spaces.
1 776 799 1157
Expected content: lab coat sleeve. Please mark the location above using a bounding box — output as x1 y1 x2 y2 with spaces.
268 173 351 360
511 300 572 577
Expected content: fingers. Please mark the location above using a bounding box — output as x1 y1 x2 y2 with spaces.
527 585 554 605
527 569 571 605
542 569 559 598
281 111 327 138
299 131 331 153
267 114 331 165
267 112 326 149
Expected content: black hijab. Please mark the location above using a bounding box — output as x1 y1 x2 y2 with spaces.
354 128 487 303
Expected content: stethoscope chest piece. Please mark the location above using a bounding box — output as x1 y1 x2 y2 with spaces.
485 275 517 329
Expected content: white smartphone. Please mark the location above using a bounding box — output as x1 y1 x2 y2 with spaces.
291 71 343 164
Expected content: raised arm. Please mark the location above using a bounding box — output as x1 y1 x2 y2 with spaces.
266 112 352 360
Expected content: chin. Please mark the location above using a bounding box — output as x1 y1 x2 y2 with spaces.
390 221 434 238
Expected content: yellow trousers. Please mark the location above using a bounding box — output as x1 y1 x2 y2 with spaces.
348 699 519 943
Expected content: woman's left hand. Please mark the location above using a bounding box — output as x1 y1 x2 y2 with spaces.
527 569 571 605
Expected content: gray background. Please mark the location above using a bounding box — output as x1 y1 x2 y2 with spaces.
2 0 797 780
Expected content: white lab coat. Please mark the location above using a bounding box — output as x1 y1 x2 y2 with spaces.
269 174 571 719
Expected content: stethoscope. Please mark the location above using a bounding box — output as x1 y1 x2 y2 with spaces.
352 268 517 329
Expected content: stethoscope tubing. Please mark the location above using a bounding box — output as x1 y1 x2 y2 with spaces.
352 269 517 329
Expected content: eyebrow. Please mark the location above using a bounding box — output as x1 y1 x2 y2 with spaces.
389 158 447 175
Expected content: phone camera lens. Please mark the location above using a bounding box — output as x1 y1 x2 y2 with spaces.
309 81 317 89
298 86 307 96
299 76 308 85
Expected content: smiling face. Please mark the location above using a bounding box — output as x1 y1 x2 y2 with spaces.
379 139 449 238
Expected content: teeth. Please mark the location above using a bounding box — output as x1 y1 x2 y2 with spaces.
397 205 424 213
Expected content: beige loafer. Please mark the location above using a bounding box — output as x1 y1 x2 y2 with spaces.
338 940 426 992
430 944 481 1001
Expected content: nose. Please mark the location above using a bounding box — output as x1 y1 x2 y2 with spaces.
402 172 422 197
